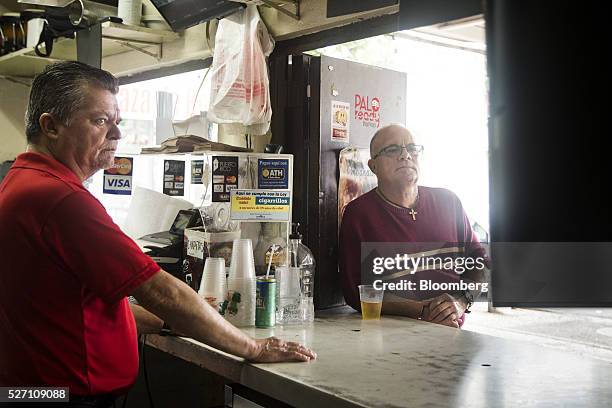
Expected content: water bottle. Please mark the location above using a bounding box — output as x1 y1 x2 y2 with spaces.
286 223 315 323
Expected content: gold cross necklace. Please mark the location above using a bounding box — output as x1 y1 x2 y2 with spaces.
376 187 419 221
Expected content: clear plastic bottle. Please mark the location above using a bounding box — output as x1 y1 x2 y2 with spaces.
285 223 315 323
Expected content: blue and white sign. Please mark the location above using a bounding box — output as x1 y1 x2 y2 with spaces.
258 159 289 189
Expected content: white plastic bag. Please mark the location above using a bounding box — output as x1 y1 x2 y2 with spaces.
207 5 275 135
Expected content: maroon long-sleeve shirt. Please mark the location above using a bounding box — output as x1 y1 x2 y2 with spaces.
338 187 485 311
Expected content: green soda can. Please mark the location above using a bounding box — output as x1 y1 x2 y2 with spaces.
256 277 276 328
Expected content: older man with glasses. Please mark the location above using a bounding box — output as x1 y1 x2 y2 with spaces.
338 124 486 328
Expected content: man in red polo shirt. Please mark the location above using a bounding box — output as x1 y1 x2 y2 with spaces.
0 61 315 407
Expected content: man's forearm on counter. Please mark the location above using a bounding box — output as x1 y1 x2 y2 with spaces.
130 303 164 334
381 294 424 319
131 270 260 360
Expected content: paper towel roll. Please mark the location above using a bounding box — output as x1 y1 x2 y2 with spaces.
123 186 193 240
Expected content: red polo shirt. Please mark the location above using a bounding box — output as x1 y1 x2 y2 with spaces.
0 152 160 395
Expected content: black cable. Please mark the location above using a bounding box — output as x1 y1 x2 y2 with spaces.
142 334 155 408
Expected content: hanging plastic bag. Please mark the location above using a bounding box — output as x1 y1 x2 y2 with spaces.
207 5 275 136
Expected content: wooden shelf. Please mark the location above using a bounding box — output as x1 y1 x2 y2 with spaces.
0 22 179 79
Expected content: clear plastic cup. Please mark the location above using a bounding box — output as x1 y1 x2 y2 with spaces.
358 284 384 320
198 258 227 310
229 239 256 279
275 266 303 324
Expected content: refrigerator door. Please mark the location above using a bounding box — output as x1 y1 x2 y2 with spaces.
271 55 407 309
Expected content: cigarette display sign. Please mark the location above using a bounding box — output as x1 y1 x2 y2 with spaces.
230 190 291 221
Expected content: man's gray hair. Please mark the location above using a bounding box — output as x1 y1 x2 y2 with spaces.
25 61 119 143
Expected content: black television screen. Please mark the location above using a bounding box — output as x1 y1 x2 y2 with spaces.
149 0 244 31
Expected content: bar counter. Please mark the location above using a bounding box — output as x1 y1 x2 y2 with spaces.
145 307 612 407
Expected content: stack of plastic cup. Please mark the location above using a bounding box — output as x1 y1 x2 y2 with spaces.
198 258 227 312
225 239 256 327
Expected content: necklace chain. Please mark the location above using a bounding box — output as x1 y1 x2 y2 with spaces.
376 187 419 210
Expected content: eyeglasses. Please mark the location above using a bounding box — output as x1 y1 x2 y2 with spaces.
373 143 424 159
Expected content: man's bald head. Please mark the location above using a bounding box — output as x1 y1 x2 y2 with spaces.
369 124 415 158
367 123 420 190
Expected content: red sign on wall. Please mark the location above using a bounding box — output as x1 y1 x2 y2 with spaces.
354 94 381 128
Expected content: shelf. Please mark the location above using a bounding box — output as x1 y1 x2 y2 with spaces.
0 21 180 79
100 21 179 44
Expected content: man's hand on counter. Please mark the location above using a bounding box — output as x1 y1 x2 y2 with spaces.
131 269 317 364
421 293 465 328
378 293 462 328
249 337 317 363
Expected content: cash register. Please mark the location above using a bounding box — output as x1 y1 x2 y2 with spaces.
140 209 201 245
140 209 202 279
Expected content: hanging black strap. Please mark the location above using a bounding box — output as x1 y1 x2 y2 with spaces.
34 21 54 57
34 11 86 57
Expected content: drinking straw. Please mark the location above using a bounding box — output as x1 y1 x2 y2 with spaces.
265 245 277 279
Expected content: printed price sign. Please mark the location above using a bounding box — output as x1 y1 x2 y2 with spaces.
230 190 291 222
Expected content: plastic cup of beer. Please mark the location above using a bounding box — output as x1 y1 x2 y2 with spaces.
358 285 384 320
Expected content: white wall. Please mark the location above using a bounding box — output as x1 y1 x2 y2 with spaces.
0 79 29 162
